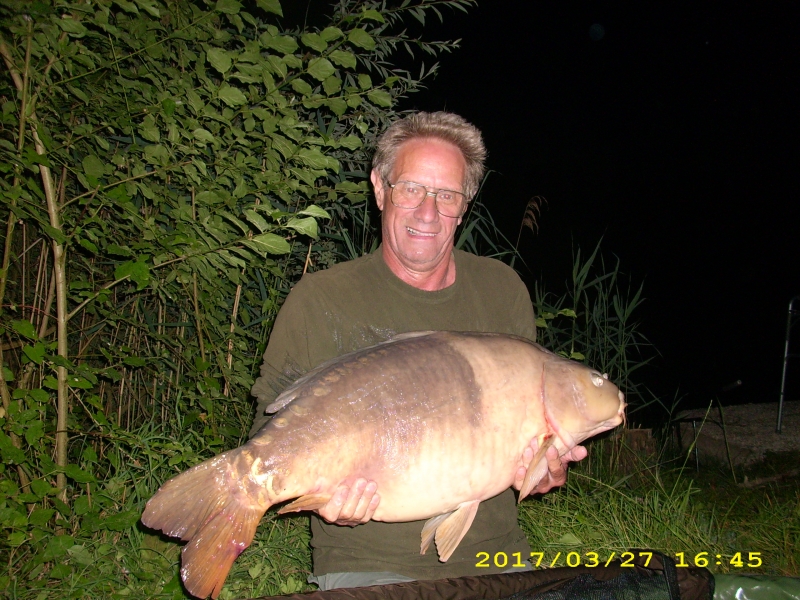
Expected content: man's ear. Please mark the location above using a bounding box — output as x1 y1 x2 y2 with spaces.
371 169 385 211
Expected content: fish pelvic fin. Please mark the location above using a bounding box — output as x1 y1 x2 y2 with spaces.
277 493 333 514
517 434 555 503
421 500 480 563
420 513 449 555
141 449 271 599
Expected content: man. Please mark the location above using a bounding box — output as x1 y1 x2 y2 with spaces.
250 112 586 590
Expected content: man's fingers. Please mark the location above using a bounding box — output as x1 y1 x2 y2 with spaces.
348 481 378 522
317 485 350 523
316 479 381 526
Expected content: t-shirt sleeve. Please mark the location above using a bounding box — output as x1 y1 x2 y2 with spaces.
249 277 321 437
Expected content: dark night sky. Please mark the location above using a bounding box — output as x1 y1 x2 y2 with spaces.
291 2 800 418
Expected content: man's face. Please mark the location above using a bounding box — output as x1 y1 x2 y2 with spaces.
372 138 467 275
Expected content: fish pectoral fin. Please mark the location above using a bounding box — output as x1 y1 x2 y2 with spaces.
420 513 450 555
430 500 481 563
518 435 555 503
277 493 333 514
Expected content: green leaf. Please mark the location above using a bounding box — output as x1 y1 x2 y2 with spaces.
556 532 583 546
22 342 45 365
323 76 341 95
114 260 150 290
348 28 375 51
29 388 49 403
329 50 356 69
74 496 91 516
326 97 347 116
367 89 392 107
0 432 27 465
82 155 104 180
7 532 26 547
64 464 95 483
338 135 362 150
43 535 75 560
320 27 343 41
24 421 44 446
298 205 331 219
296 147 338 170
56 17 88 36
106 244 133 258
300 33 327 52
291 78 313 96
134 0 160 17
215 0 241 14
101 509 141 531
307 57 334 81
361 9 385 22
218 84 247 107
193 128 216 144
29 509 55 527
558 308 578 318
265 35 298 55
207 48 232 74
569 351 586 360
256 0 282 16
286 217 319 239
114 0 139 13
67 375 94 389
68 544 94 566
249 233 290 255
78 238 99 254
357 74 372 90
243 209 269 233
161 97 176 115
42 223 68 244
12 320 37 339
30 478 51 497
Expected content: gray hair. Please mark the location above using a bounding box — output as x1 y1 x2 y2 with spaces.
372 111 486 200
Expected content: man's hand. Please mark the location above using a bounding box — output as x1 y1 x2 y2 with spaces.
316 479 380 526
513 439 587 495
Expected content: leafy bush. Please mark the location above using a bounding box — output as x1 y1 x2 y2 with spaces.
0 0 475 595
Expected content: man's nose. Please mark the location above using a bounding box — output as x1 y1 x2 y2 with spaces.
413 192 439 221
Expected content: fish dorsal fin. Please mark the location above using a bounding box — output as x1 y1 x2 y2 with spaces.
266 331 439 415
517 434 555 502
390 330 437 341
420 500 480 562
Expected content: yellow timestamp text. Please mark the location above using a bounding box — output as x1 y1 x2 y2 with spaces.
475 551 764 569
476 551 657 569
674 552 762 568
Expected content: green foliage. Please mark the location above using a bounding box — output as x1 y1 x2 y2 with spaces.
0 0 476 595
533 240 652 410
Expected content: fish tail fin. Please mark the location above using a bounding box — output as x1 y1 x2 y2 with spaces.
180 499 264 598
142 449 271 598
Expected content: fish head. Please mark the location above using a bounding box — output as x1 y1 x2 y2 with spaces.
541 358 627 450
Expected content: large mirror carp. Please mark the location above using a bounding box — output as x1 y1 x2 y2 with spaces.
142 331 626 598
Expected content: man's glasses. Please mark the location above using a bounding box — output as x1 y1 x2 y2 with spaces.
388 181 467 218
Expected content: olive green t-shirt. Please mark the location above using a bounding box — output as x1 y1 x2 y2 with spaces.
250 248 536 580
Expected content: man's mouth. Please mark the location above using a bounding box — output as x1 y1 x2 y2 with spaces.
406 227 436 237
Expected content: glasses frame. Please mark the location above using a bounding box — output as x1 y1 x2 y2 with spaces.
387 180 468 218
